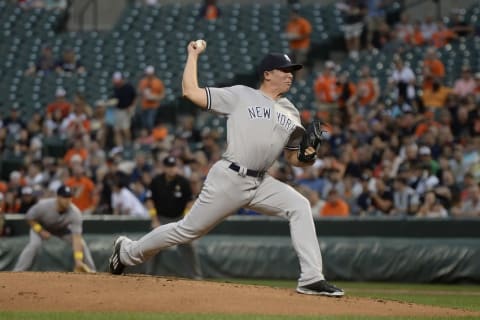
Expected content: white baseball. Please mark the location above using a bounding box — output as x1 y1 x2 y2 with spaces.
195 39 206 50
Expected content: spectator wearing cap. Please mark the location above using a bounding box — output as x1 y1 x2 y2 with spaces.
137 65 165 131
13 185 96 272
18 186 38 214
453 66 476 98
146 155 202 278
111 71 137 147
46 87 72 121
418 146 440 175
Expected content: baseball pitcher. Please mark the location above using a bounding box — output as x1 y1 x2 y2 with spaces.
109 40 343 296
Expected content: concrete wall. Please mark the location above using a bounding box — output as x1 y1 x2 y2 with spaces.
404 0 477 21
67 0 128 31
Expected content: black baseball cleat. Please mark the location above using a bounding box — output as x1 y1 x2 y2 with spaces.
296 280 345 297
109 236 127 275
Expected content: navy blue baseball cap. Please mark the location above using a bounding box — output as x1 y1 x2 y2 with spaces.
57 185 73 198
163 156 177 167
258 53 303 75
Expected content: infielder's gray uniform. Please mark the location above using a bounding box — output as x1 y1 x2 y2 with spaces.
14 198 96 271
119 85 325 286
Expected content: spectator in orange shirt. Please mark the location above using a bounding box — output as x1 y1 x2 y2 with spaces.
285 6 312 77
137 65 165 132
198 0 220 21
320 189 350 217
422 47 445 89
46 87 72 120
314 61 337 120
355 66 380 115
405 20 425 46
431 21 456 48
64 138 88 166
65 164 96 214
422 78 451 110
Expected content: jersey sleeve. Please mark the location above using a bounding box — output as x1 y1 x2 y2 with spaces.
285 126 305 150
25 203 41 221
205 85 240 115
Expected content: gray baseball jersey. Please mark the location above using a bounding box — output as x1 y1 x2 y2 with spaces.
14 198 95 272
206 85 305 170
119 84 327 286
26 198 83 235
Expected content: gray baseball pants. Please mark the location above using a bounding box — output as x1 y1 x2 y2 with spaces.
13 230 96 272
120 159 325 286
146 216 203 279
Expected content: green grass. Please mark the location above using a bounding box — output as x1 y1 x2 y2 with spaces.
2 280 480 320
217 279 480 312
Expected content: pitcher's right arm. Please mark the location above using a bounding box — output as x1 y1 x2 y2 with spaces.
182 41 208 109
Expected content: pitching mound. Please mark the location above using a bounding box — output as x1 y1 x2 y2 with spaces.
0 272 476 317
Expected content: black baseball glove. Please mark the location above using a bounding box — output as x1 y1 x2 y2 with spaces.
298 119 329 162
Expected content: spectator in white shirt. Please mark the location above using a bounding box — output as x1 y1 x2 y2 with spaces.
389 58 416 102
111 178 148 218
420 16 438 41
392 177 420 216
453 66 476 98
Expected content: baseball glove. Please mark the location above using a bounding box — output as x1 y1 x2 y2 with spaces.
73 261 94 273
298 119 329 162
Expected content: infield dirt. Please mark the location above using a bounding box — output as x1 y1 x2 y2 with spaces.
0 272 477 317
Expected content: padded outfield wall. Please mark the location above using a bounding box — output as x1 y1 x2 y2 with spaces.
1 215 479 283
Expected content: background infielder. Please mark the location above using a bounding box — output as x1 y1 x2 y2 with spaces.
109 39 343 296
14 185 96 273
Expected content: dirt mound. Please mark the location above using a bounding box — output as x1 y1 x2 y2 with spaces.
0 272 476 317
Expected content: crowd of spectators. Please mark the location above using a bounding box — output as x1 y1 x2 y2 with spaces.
1 2 480 238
